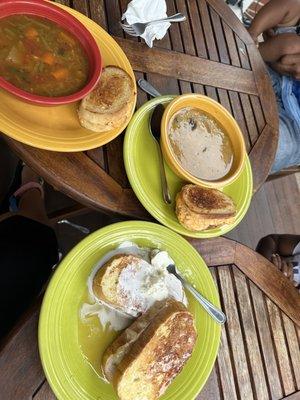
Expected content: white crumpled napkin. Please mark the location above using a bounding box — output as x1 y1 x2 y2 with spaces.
122 0 170 48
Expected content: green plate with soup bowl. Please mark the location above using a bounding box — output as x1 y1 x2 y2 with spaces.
124 96 253 239
39 221 221 400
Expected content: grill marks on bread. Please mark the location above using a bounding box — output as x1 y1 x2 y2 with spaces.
78 65 136 132
176 184 236 231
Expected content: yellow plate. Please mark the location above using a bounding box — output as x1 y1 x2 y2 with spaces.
39 221 221 400
0 4 137 152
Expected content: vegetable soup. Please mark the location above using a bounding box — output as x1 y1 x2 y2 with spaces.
0 15 89 97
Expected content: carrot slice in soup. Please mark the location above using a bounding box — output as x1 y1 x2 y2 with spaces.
41 52 56 65
25 27 38 39
51 68 69 80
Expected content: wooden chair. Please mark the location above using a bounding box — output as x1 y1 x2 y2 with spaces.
268 166 300 182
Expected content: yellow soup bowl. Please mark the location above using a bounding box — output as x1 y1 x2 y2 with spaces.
161 94 246 188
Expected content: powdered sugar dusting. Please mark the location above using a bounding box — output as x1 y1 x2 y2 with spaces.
81 242 187 331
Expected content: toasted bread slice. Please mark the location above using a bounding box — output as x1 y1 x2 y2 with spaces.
181 185 236 216
78 102 132 133
78 65 135 132
107 299 197 400
176 185 236 231
92 254 144 311
102 301 167 382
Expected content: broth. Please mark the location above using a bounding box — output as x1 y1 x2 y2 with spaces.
0 15 89 97
168 107 234 181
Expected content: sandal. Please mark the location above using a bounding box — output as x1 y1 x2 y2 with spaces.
271 253 300 289
9 177 44 212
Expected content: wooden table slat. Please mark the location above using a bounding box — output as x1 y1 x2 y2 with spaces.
218 265 255 399
185 0 208 58
168 1 184 53
250 95 266 133
228 90 251 150
217 88 232 114
193 83 205 95
174 0 196 56
235 34 252 70
208 0 253 45
105 0 123 36
116 38 258 94
239 93 260 145
249 124 278 190
249 281 284 399
282 314 300 390
210 268 239 400
33 380 56 400
204 86 218 101
266 299 296 396
89 0 108 29
72 0 90 16
221 19 241 67
197 0 219 62
232 266 270 400
209 7 231 65
85 148 106 170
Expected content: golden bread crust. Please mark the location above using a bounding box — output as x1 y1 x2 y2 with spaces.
175 185 236 231
102 301 167 382
78 65 136 132
111 300 197 400
92 254 143 309
181 184 236 216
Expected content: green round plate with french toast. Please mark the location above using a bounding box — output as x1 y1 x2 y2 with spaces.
39 221 221 400
124 96 253 238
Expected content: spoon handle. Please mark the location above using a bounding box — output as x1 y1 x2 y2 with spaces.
156 141 172 204
184 281 226 325
138 79 162 98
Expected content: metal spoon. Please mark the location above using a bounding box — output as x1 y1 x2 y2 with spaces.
149 104 172 204
167 264 227 325
57 219 90 235
138 78 162 98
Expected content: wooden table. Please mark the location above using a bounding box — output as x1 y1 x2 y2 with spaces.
4 0 279 218
1 238 299 400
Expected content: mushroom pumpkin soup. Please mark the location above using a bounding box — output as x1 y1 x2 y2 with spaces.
0 15 89 97
168 107 234 181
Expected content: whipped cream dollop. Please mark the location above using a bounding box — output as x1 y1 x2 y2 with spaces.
80 242 187 331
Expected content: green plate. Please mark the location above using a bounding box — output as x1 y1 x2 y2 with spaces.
124 96 253 238
39 221 221 400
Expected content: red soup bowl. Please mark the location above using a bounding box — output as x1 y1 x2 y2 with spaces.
0 0 102 105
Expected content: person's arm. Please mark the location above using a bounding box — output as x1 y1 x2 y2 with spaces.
248 0 291 39
272 54 300 79
259 33 300 63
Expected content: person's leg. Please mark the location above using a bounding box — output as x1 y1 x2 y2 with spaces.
0 137 18 205
0 167 58 339
17 166 50 226
256 234 300 288
256 234 300 260
267 66 300 173
0 165 51 226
